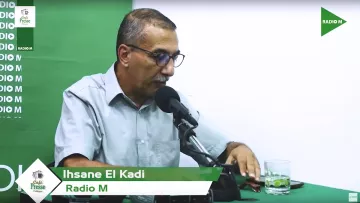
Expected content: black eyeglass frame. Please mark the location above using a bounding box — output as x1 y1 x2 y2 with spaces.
125 44 185 68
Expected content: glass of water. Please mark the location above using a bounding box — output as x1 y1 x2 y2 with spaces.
264 160 291 195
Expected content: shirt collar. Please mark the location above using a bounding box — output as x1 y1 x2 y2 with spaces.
104 62 123 105
104 62 156 108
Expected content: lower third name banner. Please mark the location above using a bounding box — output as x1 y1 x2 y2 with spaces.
51 181 212 195
15 159 223 203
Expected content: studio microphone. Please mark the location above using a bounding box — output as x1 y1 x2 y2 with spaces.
155 86 218 167
154 86 198 127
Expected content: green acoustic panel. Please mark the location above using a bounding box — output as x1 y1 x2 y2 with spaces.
0 0 132 202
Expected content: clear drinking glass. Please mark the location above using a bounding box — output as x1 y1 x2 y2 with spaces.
264 160 291 195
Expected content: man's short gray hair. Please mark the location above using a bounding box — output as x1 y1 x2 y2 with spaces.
116 8 177 61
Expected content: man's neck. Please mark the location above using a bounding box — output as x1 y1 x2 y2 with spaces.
115 65 147 108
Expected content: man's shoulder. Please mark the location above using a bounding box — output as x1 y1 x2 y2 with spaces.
65 73 105 94
61 72 108 104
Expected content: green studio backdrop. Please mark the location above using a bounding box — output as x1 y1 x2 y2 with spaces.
0 0 132 202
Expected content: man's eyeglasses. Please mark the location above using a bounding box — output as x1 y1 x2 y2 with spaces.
126 44 185 68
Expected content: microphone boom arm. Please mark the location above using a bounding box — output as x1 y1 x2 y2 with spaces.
175 117 217 167
173 113 242 202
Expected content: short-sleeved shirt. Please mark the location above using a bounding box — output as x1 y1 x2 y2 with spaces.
54 63 230 202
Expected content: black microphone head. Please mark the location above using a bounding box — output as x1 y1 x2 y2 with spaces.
155 86 180 113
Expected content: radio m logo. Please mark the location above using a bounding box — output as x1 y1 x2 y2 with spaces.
321 7 347 36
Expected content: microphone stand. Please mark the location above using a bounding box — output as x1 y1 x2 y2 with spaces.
154 115 242 203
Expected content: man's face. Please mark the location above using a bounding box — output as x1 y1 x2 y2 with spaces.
127 25 179 98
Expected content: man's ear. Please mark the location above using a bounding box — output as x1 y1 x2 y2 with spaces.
118 44 131 67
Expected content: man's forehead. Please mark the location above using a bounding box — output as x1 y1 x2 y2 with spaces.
141 25 179 53
152 45 179 54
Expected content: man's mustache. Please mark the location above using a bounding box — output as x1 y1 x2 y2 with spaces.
153 75 169 82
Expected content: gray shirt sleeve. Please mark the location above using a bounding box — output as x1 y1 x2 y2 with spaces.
194 112 230 159
178 92 230 160
54 90 102 167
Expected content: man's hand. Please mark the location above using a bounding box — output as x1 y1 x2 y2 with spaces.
62 154 113 167
225 143 261 181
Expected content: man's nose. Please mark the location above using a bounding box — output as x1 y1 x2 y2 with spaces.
160 60 175 76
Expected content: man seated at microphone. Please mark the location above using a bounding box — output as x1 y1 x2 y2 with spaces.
54 7 260 194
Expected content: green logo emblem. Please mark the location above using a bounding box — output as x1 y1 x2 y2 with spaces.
321 7 346 36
